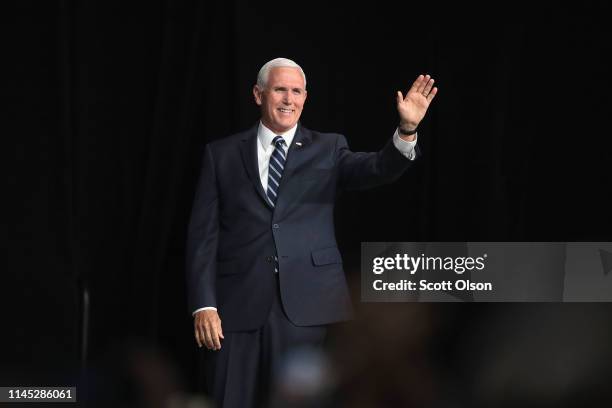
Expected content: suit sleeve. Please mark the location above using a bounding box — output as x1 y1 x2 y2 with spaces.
336 134 420 191
186 144 219 314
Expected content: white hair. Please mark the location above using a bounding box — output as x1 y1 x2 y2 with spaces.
256 57 307 89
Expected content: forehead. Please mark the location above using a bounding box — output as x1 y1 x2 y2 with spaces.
267 67 305 88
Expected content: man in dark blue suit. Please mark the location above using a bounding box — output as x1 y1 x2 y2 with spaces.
186 57 437 407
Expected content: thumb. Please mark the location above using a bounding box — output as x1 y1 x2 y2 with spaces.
396 91 403 105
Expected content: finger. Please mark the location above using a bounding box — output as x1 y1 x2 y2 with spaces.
206 319 220 350
203 321 215 350
422 78 435 96
216 319 225 340
211 326 222 350
194 319 203 348
198 323 209 348
194 327 202 348
213 319 224 349
408 74 424 94
416 74 430 94
427 87 438 102
396 91 403 105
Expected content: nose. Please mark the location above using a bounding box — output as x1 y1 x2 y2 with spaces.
283 91 293 105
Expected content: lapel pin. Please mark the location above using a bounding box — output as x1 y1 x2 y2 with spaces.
296 142 303 147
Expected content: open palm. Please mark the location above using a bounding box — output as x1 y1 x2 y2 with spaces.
396 74 438 129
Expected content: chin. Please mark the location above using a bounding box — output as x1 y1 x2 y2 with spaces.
274 121 295 132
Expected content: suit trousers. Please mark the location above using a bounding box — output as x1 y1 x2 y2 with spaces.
203 274 327 408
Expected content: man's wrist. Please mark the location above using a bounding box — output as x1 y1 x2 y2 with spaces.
398 121 418 135
398 125 417 136
193 306 217 316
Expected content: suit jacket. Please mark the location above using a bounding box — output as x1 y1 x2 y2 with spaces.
186 123 419 331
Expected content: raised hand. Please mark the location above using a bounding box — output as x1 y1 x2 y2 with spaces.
396 74 438 131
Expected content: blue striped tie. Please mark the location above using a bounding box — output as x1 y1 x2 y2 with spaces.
267 136 286 207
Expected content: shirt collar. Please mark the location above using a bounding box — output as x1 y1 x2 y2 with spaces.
257 121 298 151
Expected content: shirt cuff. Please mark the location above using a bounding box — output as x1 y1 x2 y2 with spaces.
392 128 418 160
192 306 217 316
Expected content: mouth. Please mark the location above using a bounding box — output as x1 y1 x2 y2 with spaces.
277 108 294 115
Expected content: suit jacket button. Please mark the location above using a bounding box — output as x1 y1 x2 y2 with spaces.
272 224 279 229
266 256 273 263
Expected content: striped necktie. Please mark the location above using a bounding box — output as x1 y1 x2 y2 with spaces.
267 136 287 207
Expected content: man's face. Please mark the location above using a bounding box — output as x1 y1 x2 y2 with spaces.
253 67 307 134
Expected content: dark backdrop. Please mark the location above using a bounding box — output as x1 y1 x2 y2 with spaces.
3 0 611 397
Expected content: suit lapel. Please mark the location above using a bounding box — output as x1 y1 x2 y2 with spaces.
273 125 313 216
239 124 271 209
239 123 313 211
279 124 313 183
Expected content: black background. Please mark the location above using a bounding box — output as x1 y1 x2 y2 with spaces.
2 0 612 403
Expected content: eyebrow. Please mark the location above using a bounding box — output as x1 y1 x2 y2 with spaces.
274 86 304 92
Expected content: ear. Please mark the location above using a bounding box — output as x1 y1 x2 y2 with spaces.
253 85 263 106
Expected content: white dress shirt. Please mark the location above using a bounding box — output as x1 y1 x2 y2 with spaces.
192 122 418 315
